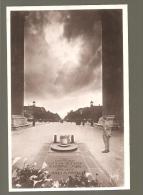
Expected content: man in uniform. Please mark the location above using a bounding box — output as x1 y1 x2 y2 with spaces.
98 116 112 153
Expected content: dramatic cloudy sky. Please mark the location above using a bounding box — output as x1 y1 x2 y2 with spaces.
24 10 102 118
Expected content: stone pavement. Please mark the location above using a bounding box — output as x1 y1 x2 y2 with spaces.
35 143 114 186
12 122 124 186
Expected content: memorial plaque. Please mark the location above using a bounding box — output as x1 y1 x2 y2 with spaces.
46 154 87 180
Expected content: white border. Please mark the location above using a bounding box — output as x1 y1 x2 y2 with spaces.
7 4 129 192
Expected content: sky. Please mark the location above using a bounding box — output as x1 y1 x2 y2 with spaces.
24 10 102 118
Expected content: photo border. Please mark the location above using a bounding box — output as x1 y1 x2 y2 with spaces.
6 4 129 192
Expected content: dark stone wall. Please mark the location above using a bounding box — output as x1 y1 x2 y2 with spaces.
102 10 123 127
11 12 24 115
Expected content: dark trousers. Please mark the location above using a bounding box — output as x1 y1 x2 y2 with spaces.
103 134 110 151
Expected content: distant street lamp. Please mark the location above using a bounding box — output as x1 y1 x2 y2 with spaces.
32 101 36 126
90 100 94 107
90 100 94 126
33 101 36 107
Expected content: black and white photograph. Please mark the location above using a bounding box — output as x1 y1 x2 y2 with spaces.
7 5 129 191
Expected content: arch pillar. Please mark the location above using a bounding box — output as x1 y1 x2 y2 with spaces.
102 10 123 129
11 12 27 128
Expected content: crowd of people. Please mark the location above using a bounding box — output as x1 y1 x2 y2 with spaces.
12 164 101 188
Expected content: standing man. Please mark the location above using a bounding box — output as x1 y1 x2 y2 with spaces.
98 116 112 153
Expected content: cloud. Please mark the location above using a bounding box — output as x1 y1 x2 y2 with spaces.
24 10 102 117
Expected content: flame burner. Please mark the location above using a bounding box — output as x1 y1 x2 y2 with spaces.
50 135 78 152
